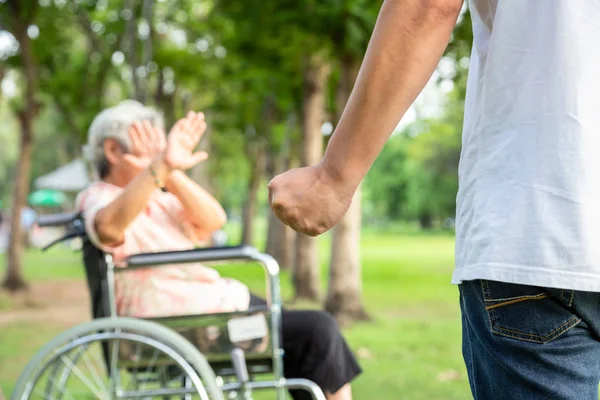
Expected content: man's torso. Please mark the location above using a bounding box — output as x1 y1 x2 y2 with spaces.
455 0 600 291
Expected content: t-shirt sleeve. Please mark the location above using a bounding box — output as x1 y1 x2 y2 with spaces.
75 184 125 254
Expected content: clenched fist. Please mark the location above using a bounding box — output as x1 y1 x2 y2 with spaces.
268 165 356 236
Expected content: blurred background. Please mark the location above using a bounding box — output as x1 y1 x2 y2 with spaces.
0 0 473 398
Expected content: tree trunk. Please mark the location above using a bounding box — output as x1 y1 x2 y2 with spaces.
0 67 5 106
419 213 433 230
265 152 294 271
241 143 265 246
266 209 295 270
3 19 40 292
326 187 370 322
4 129 34 291
293 52 331 301
325 55 369 322
125 0 143 102
156 71 176 128
265 108 295 270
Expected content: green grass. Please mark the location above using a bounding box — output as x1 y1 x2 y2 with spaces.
0 323 66 394
19 247 84 281
0 232 469 399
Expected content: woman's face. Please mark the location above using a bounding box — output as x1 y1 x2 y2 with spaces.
102 139 144 187
101 120 166 186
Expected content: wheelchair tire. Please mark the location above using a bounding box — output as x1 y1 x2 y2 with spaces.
11 317 224 400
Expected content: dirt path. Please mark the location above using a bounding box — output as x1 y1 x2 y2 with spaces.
0 280 90 327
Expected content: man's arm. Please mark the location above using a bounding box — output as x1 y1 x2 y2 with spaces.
323 0 464 188
165 170 227 237
269 0 464 235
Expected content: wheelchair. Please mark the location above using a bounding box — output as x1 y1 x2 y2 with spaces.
11 212 326 400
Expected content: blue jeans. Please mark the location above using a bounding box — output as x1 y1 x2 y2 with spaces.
460 279 600 400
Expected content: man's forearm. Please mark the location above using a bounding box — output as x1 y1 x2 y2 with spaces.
322 0 463 188
166 170 227 231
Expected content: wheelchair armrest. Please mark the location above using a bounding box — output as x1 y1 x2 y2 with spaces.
126 246 258 267
124 245 281 282
123 245 282 309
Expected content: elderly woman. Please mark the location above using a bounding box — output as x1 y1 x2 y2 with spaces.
76 100 361 400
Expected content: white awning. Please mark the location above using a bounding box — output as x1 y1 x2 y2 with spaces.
34 159 91 192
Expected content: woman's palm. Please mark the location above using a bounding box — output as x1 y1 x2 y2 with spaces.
165 112 208 170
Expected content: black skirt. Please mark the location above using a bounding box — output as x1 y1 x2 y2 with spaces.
249 295 362 399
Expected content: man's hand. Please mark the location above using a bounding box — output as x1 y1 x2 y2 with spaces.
164 111 208 171
268 0 462 235
268 165 356 236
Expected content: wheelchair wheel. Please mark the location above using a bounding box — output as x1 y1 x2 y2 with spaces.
11 317 224 400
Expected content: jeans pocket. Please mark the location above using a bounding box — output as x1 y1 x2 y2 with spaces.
480 280 580 344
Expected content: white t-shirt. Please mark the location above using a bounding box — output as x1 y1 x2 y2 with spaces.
453 0 600 291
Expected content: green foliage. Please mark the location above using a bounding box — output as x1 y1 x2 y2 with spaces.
0 0 475 230
365 87 465 226
403 114 462 220
364 133 410 220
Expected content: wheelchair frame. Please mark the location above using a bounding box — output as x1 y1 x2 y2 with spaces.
11 212 326 400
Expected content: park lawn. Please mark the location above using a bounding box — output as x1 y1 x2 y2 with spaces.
0 232 470 399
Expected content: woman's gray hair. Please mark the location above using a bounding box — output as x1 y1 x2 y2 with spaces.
83 100 165 179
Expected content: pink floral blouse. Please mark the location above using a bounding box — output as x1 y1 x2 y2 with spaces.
75 181 250 318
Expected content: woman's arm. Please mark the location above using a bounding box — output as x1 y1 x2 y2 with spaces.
94 111 208 246
94 156 170 246
165 170 227 237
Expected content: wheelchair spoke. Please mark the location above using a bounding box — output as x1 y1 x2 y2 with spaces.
126 342 143 391
53 383 78 400
109 332 121 395
59 354 108 400
17 321 220 400
80 344 109 395
36 365 77 400
144 348 160 376
33 387 50 399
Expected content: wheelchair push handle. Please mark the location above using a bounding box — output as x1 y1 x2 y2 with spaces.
37 211 81 228
36 212 85 251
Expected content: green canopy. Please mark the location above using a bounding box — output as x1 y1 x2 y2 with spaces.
28 189 67 208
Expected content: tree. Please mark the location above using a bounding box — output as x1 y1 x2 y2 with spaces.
241 139 266 246
1 0 41 291
403 90 464 228
40 1 126 146
265 119 297 270
319 0 380 320
293 51 331 300
326 55 369 321
363 133 410 222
